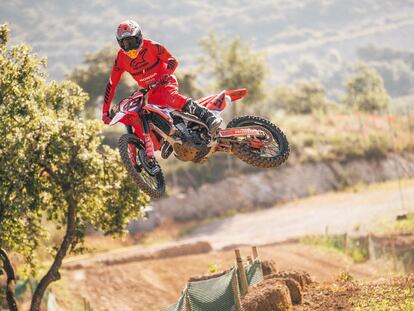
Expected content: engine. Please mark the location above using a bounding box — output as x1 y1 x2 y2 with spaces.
172 119 210 162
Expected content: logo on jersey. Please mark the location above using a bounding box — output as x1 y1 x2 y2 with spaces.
130 48 149 70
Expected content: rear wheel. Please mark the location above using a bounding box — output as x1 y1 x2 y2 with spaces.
118 134 165 198
227 115 289 168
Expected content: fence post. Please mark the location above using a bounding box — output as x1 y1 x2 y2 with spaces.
252 246 259 259
185 295 191 311
368 233 376 260
391 237 397 272
343 233 348 255
252 246 264 276
235 249 249 296
231 270 242 311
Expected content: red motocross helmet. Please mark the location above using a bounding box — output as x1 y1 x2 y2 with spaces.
116 20 143 52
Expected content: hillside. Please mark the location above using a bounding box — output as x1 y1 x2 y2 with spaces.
2 0 414 99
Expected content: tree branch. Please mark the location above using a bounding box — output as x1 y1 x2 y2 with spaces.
0 248 19 311
29 194 77 311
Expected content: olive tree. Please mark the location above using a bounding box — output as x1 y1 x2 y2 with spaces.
0 24 148 311
199 32 267 117
344 63 390 113
273 80 332 114
67 46 134 118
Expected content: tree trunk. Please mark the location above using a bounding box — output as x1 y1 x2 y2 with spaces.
29 195 77 311
0 248 19 311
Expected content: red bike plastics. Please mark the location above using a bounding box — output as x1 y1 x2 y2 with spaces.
112 83 289 199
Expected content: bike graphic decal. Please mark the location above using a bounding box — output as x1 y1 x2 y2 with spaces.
219 128 265 137
143 104 173 123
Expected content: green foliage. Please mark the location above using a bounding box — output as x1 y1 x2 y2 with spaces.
175 70 203 99
273 80 333 114
277 112 414 165
0 22 148 278
199 32 267 115
67 46 134 118
352 279 414 311
336 271 354 282
208 263 220 274
301 234 369 263
376 213 414 234
344 64 390 113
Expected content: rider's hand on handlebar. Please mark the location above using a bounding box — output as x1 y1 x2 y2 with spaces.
102 111 112 125
158 74 172 85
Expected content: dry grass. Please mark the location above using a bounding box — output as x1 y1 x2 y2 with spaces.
274 113 414 163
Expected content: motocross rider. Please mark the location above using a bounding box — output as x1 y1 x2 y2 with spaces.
101 20 221 131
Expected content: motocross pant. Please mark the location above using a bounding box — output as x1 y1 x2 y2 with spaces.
147 75 187 109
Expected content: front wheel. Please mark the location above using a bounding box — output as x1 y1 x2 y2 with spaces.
227 115 289 168
118 134 165 199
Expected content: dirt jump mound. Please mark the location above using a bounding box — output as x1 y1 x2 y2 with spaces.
241 270 312 311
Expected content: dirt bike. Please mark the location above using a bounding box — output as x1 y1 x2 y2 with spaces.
109 82 289 199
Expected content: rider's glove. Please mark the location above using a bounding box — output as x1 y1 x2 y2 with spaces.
102 111 112 125
158 74 172 85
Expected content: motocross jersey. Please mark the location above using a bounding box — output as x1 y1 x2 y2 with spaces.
103 38 182 113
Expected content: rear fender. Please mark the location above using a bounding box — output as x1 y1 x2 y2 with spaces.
225 89 248 102
197 88 248 112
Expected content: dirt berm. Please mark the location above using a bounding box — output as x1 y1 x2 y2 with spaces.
154 153 414 221
240 270 414 311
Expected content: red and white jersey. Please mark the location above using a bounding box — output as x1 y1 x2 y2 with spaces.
103 38 178 112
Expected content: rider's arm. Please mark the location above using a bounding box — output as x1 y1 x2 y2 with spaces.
102 51 125 114
152 42 178 75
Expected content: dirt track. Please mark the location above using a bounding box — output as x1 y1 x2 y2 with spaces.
181 182 414 249
61 181 414 310
64 243 381 311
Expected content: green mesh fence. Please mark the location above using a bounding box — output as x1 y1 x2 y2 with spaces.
159 269 238 311
236 258 264 294
160 259 263 311
186 268 237 311
245 258 264 286
162 291 186 311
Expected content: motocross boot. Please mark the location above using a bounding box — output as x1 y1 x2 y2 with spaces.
182 99 222 132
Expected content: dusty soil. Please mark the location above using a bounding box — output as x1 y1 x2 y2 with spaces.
295 274 414 310
62 243 381 311
231 270 414 311
57 180 414 310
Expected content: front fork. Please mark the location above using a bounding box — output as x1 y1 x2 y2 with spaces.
126 126 138 165
141 117 155 159
126 118 155 168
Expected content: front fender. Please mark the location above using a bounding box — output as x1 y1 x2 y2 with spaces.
109 112 126 126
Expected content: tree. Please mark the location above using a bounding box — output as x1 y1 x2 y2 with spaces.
67 46 134 118
175 70 203 99
199 32 267 117
0 24 148 310
273 81 332 114
345 64 390 113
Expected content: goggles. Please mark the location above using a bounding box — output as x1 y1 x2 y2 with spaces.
119 36 142 51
